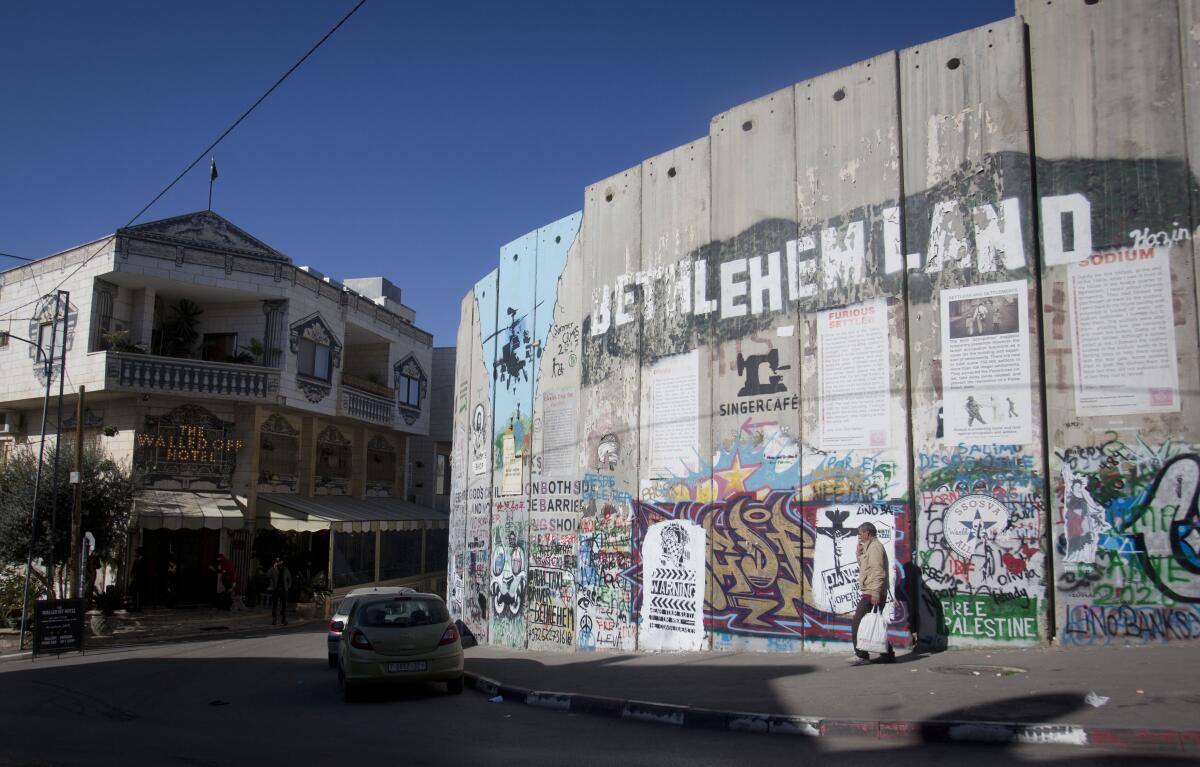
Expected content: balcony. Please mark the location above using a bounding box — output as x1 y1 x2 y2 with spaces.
105 352 279 401
340 374 395 426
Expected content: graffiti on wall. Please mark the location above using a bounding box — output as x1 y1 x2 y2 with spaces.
809 504 897 618
576 474 635 651
917 444 1044 643
463 487 491 643
630 489 909 645
633 491 807 638
526 512 577 649
489 503 527 649
1055 441 1200 645
640 519 706 651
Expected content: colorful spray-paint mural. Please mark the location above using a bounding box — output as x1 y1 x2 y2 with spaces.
448 1 1200 652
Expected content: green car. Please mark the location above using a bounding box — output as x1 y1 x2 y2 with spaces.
337 592 465 702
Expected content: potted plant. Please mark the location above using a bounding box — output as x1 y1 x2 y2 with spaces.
294 571 331 619
102 329 148 354
89 586 122 637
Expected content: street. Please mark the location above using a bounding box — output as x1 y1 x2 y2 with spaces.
0 629 1194 767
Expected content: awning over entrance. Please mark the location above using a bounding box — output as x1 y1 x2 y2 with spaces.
135 490 249 530
257 494 450 534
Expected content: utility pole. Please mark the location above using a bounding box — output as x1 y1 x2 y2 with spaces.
46 289 69 595
19 292 61 650
69 385 85 599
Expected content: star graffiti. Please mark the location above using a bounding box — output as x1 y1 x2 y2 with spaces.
959 509 997 545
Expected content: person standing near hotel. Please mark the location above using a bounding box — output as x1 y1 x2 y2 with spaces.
130 547 148 611
267 557 292 626
851 523 895 665
210 554 237 611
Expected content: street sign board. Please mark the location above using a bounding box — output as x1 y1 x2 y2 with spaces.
33 598 85 657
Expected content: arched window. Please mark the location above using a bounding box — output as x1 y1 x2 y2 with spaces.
289 313 342 403
394 355 427 425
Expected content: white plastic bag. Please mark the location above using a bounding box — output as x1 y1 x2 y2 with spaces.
856 611 889 653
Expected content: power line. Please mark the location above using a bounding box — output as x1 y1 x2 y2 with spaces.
0 0 369 322
1 252 34 262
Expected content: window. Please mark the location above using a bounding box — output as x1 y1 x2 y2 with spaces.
357 597 447 628
298 337 332 381
201 333 238 362
90 282 115 352
367 437 396 487
0 441 10 469
36 321 62 362
259 433 299 479
393 355 426 425
317 441 351 480
398 374 420 407
436 453 450 496
0 332 8 348
316 425 352 481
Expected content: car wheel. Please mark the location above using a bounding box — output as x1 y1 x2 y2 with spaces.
327 654 338 669
446 676 463 695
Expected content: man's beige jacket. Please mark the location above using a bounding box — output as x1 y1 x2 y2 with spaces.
856 536 889 603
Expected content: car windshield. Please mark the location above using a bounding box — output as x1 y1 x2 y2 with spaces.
357 598 447 628
334 598 355 618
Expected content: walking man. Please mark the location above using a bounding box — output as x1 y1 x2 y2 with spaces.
852 523 895 665
966 396 986 427
267 557 292 626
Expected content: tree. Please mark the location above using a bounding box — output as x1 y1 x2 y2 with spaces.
0 441 134 594
158 299 203 358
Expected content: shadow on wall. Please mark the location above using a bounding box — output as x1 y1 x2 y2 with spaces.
904 561 949 651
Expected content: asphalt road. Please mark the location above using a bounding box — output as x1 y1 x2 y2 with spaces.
0 628 1193 767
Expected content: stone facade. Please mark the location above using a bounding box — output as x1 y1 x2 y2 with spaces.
0 211 446 597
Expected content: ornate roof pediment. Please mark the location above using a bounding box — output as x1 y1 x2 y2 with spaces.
118 210 289 262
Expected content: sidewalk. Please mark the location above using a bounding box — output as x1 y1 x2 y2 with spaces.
463 642 1200 752
0 604 320 656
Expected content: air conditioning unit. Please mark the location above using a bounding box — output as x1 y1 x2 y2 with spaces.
0 411 24 436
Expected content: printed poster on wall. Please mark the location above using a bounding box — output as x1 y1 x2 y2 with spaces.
1067 246 1180 416
470 403 489 476
940 280 1032 445
646 351 700 480
500 430 522 496
540 389 578 477
640 519 706 651
818 298 891 450
811 505 896 619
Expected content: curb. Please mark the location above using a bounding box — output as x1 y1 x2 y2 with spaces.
463 671 1200 753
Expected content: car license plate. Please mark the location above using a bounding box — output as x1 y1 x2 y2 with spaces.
387 661 428 673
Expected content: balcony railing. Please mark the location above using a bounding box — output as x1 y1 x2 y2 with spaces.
105 352 279 401
340 382 395 426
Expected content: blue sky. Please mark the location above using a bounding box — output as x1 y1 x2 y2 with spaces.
1 0 1012 345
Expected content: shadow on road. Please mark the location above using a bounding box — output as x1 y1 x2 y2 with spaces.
467 652 818 713
0 652 1194 765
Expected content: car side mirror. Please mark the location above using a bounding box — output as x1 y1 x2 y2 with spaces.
331 620 344 632
455 619 477 649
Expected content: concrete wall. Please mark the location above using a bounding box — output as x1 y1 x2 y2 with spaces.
1021 0 1200 646
449 1 1200 652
